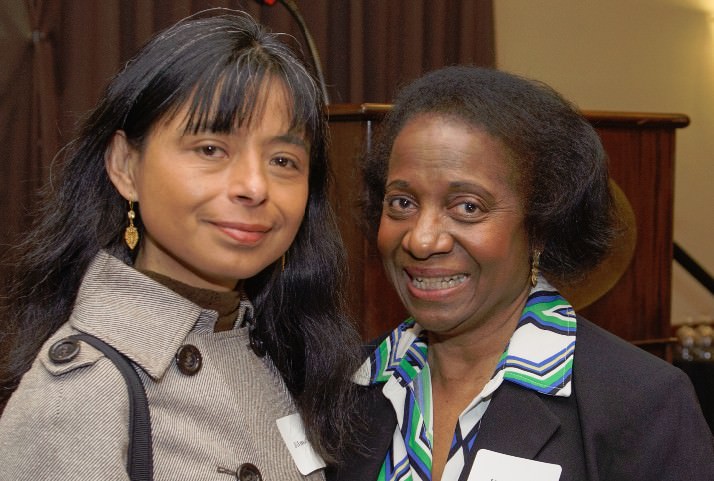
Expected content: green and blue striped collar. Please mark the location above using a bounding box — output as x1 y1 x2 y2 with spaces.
354 276 576 398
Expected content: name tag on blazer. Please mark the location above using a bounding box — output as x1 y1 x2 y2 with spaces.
470 449 562 481
277 413 326 475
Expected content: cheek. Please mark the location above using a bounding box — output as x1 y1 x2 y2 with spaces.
280 184 309 228
377 216 402 258
288 205 306 233
138 182 191 220
136 192 180 239
477 225 529 266
134 160 190 205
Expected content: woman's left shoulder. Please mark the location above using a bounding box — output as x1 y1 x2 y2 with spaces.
573 316 714 479
573 315 703 417
574 315 681 381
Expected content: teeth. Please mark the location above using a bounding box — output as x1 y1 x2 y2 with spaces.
412 274 467 290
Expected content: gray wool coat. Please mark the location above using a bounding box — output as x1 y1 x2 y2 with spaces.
0 251 325 481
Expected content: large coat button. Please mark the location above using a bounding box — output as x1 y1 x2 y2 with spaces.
48 338 80 363
175 344 202 375
237 463 262 481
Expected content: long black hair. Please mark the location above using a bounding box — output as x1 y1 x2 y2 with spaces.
0 10 361 462
363 66 617 285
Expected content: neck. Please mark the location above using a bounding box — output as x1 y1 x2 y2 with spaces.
427 287 528 387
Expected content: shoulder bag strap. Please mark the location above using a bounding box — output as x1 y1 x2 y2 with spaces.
70 333 154 481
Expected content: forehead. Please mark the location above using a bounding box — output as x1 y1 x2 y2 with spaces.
389 114 512 176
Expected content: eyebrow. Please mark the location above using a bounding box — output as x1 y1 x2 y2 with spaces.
385 180 484 191
181 127 309 152
384 179 410 190
271 133 309 151
448 181 483 191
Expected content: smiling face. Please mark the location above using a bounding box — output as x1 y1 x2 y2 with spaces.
377 114 532 338
106 83 309 291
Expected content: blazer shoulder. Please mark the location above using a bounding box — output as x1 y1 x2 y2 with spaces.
574 315 682 383
573 317 714 480
573 316 699 431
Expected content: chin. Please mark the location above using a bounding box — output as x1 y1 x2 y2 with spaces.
409 312 457 330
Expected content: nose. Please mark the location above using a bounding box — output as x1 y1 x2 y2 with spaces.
402 210 453 259
228 155 268 206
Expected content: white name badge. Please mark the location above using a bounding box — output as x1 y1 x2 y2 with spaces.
276 413 326 475
470 449 562 481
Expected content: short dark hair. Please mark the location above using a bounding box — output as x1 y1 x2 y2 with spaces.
363 65 617 284
1 10 360 461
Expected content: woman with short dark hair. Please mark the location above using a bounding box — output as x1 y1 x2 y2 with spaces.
330 66 714 481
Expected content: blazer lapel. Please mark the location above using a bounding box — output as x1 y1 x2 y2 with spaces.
473 382 561 459
329 373 568 481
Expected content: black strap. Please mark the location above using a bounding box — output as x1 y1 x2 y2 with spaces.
70 333 154 481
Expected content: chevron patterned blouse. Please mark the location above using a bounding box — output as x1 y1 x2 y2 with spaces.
353 276 576 481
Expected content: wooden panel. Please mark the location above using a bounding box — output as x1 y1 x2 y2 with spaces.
328 120 370 321
580 127 677 342
328 104 688 354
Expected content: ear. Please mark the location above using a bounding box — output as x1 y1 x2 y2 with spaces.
105 130 140 201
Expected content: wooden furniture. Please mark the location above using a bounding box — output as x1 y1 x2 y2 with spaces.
328 104 688 359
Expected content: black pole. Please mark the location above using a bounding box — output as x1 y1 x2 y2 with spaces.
673 242 714 296
278 0 330 105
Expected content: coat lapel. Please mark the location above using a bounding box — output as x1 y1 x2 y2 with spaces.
473 382 562 459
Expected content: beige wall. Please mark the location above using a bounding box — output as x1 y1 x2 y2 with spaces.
495 0 714 325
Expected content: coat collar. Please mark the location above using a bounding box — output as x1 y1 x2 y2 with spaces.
68 250 240 380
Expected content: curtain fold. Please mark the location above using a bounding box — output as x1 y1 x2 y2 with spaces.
27 0 60 182
0 0 494 283
0 1 54 271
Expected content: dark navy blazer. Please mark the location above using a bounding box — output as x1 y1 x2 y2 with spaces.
327 317 714 481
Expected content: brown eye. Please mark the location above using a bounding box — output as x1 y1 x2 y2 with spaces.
270 156 297 169
196 144 227 158
463 202 479 213
397 198 412 209
448 196 486 222
383 195 417 220
385 197 413 210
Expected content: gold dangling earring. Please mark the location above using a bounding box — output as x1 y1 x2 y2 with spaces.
281 253 286 272
530 250 541 287
124 200 139 250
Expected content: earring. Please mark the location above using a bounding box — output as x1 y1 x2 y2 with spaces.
124 200 139 250
281 253 286 272
530 250 541 287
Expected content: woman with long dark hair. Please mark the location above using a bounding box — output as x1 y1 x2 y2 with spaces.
0 10 361 480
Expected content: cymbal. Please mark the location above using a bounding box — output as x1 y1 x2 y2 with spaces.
555 180 637 310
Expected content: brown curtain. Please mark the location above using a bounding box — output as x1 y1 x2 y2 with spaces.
1 0 60 266
0 0 494 282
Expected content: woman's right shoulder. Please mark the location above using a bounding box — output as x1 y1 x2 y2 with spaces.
0 324 132 478
1 322 132 418
5 323 130 409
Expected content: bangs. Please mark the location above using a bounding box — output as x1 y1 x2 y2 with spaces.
117 12 326 156
178 57 318 138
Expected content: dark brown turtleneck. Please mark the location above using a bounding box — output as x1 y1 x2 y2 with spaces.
140 270 242 332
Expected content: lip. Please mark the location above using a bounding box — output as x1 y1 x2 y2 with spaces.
403 266 470 300
212 221 271 245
